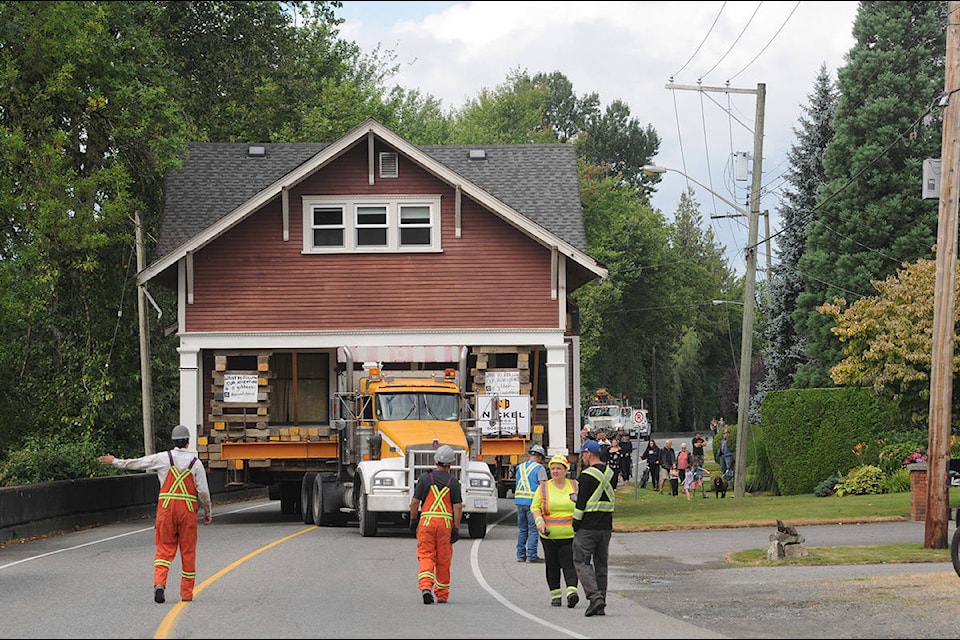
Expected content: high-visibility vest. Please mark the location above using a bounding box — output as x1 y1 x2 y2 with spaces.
158 450 199 511
514 459 543 505
421 472 454 528
533 478 578 539
573 465 614 520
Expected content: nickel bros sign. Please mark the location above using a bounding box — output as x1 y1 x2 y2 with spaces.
478 370 531 436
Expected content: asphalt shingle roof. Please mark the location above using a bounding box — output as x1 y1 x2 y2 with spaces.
155 140 587 263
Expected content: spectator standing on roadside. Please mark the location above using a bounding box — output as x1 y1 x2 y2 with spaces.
718 428 734 478
617 430 633 483
640 439 660 489
658 440 676 493
98 425 212 605
668 463 680 498
709 417 719 436
691 432 706 469
606 437 622 490
676 442 690 484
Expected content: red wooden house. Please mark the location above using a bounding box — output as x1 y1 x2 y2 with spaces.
139 118 607 461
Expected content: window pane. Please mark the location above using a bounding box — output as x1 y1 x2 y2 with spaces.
357 227 387 246
313 207 343 226
400 205 430 224
314 228 343 246
400 227 431 245
357 205 387 225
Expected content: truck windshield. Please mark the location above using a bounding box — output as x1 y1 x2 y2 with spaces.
587 406 619 418
376 393 459 421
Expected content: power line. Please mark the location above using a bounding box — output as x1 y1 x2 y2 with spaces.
728 1 802 82
670 1 728 81
698 1 763 82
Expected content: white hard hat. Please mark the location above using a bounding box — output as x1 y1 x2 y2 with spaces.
435 445 456 465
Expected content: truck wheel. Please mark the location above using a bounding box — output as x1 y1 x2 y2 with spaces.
952 526 960 578
358 481 378 537
497 483 508 499
301 472 317 524
467 513 487 539
313 473 334 526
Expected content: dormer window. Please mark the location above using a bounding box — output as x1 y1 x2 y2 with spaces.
379 152 398 178
302 195 441 254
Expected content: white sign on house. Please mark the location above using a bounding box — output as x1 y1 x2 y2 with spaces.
484 370 521 395
477 394 531 436
223 374 259 403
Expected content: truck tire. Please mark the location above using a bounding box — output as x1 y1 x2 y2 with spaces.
358 481 378 537
467 513 487 539
497 483 508 499
301 472 317 525
313 473 335 526
952 526 960 578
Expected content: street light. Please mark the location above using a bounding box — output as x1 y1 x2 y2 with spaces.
642 164 760 499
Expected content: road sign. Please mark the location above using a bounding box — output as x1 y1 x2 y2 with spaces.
632 409 648 425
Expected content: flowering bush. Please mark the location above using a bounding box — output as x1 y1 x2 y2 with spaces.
839 464 885 496
903 448 927 466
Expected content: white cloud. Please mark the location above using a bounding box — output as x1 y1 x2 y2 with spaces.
338 1 860 273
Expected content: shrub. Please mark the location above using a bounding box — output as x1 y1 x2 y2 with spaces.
0 430 112 487
878 441 924 475
814 475 842 497
840 464 885 495
883 467 910 493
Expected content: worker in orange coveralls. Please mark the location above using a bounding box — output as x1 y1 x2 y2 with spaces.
409 444 463 604
99 424 212 604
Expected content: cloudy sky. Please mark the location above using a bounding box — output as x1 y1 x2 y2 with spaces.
336 1 861 274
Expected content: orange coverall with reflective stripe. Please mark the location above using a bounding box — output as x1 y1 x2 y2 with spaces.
154 453 200 601
416 479 455 601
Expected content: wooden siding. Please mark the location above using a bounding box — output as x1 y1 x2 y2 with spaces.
186 141 560 332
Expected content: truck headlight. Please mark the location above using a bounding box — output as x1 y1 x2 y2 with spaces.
373 477 395 487
469 477 492 489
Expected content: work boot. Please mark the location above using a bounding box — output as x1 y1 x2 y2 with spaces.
567 593 579 608
422 589 434 605
551 597 562 607
154 585 165 604
584 598 605 617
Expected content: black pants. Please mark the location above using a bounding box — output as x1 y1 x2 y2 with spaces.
541 536 578 595
648 464 660 489
620 455 632 481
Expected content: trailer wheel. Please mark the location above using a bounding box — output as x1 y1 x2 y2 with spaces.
468 513 487 539
301 472 317 524
313 473 335 526
358 480 378 537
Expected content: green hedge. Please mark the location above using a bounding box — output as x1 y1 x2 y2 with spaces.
761 387 900 495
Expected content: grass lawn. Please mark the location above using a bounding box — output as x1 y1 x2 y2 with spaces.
611 471 959 566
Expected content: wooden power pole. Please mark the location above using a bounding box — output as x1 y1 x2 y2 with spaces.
926 0 960 549
135 211 155 455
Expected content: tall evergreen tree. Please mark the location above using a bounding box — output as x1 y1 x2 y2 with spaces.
793 1 946 387
760 64 838 400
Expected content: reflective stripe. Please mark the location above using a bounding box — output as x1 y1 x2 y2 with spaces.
421 483 453 526
514 460 542 501
582 466 615 513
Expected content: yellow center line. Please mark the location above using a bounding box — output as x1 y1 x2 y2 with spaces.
153 526 317 639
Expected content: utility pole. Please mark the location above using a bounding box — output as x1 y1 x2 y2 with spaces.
666 81 765 498
135 211 155 455
925 0 960 549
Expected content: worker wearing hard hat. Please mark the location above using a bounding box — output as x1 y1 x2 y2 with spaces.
409 444 463 604
514 444 548 563
531 454 580 608
98 425 212 604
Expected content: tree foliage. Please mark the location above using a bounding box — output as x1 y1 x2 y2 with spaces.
794 1 945 386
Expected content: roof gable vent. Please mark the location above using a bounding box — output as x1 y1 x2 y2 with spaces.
248 145 265 157
468 149 487 160
379 152 398 178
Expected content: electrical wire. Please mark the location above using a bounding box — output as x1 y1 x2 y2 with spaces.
699 1 763 82
727 1 802 82
671 1 728 81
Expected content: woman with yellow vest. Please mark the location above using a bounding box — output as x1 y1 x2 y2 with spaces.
531 454 580 608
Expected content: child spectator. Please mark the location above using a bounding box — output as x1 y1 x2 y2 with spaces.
668 463 680 498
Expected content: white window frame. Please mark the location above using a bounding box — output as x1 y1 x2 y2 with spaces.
302 195 442 254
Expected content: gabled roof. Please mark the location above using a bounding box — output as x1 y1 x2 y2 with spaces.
141 118 607 284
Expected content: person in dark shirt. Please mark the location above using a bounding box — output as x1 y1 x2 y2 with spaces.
572 439 615 618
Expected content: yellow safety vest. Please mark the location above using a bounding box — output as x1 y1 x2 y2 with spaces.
572 465 614 520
